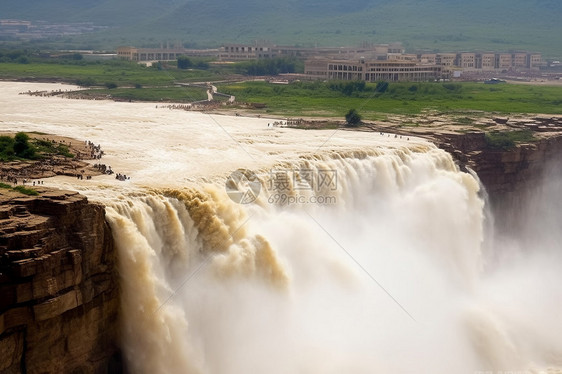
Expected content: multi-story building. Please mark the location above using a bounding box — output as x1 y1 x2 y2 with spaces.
363 61 442 82
303 58 329 80
436 53 457 69
458 53 476 70
218 42 405 61
305 58 442 82
478 53 496 71
117 42 544 78
218 44 276 60
512 52 528 69
326 60 365 81
418 54 437 65
387 53 418 62
117 46 219 61
496 53 513 71
528 54 543 69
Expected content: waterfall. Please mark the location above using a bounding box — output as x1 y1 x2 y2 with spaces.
102 146 562 374
2 82 560 374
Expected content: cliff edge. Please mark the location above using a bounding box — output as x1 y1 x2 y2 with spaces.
0 188 121 374
436 131 562 232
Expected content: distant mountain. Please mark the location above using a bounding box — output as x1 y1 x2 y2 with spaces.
1 0 560 57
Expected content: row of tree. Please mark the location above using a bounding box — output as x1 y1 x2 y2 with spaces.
328 80 389 96
234 57 302 76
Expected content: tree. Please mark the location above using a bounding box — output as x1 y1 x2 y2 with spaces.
13 132 36 159
375 81 389 93
177 56 192 69
345 109 362 127
17 56 29 64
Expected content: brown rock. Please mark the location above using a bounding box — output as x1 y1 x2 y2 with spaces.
0 331 24 372
0 188 121 373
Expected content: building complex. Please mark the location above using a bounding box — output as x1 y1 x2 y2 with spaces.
117 42 544 82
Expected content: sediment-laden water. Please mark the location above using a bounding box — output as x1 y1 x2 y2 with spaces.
2 82 560 374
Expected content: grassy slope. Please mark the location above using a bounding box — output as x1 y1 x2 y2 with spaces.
1 0 561 57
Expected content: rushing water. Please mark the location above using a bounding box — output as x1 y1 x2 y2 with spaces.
2 82 561 374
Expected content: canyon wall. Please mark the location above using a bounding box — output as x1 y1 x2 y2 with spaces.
0 189 121 374
437 132 562 232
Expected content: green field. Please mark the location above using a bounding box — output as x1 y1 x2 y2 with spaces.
65 80 562 116
0 60 229 87
217 81 562 118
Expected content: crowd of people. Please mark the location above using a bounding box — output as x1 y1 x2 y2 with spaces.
379 132 410 141
1 137 132 187
93 163 112 174
20 89 71 97
268 121 287 127
0 174 46 186
160 104 192 111
87 141 129 182
86 140 105 159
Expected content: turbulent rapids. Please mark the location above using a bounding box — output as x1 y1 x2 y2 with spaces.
2 82 562 373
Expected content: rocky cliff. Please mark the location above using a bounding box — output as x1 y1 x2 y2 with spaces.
0 189 121 374
436 132 562 232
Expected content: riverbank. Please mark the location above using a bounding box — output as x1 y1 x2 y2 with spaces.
0 133 106 185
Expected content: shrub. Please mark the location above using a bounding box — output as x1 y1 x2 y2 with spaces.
375 81 389 93
177 56 192 69
56 144 74 158
14 132 36 159
329 81 367 96
76 77 96 87
345 109 362 127
0 135 15 161
485 130 535 150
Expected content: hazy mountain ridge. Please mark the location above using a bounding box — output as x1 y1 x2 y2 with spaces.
1 0 560 56
0 0 186 26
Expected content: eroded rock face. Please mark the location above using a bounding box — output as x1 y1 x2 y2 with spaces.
437 133 562 233
0 189 121 374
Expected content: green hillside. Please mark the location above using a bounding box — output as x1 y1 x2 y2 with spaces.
1 0 561 57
